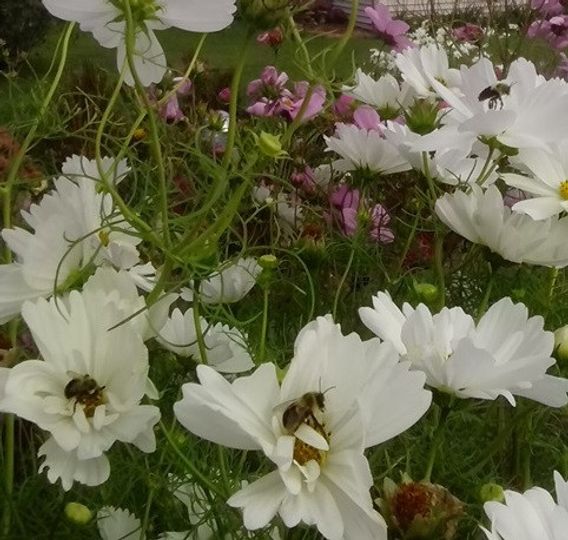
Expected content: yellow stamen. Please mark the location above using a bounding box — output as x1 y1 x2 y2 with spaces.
293 417 329 466
560 181 568 201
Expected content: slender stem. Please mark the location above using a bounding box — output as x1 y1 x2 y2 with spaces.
544 267 559 322
476 263 494 320
258 286 270 364
327 0 360 70
287 11 315 79
122 3 171 248
423 404 450 483
159 422 226 498
332 246 355 320
192 284 208 364
1 23 75 238
222 30 253 170
1 415 15 537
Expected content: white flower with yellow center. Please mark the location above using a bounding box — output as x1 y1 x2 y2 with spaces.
0 155 151 325
359 293 568 406
174 316 432 539
501 142 568 220
0 283 160 491
42 0 236 86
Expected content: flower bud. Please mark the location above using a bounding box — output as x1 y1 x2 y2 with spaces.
413 282 439 305
64 502 93 525
378 477 464 539
404 99 439 135
238 0 289 30
259 254 279 270
479 483 505 503
255 131 286 158
555 325 568 361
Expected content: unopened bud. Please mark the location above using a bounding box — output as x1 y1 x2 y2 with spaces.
255 131 286 158
413 282 439 305
479 483 505 503
555 325 568 361
259 254 279 270
64 502 92 525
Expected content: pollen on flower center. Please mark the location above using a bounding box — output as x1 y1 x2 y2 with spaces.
98 230 110 247
64 374 106 418
559 180 568 200
293 416 329 466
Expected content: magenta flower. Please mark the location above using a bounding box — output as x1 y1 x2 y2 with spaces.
528 16 568 50
159 94 185 123
333 94 355 121
246 66 291 117
218 87 231 103
291 166 316 193
329 185 394 243
452 23 484 43
353 105 383 132
369 204 394 244
365 4 413 52
281 82 326 122
532 0 564 17
256 28 284 47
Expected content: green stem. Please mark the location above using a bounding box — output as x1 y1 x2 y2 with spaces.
476 263 494 321
122 3 171 248
222 30 253 170
423 404 450 483
544 267 559 322
332 245 355 320
327 0 360 70
258 286 270 364
1 22 75 240
1 415 15 537
192 284 208 364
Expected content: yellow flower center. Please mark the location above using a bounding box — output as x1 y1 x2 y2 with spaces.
293 417 329 466
98 230 110 247
560 180 568 201
64 375 106 418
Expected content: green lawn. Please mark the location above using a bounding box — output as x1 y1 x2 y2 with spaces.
27 20 377 85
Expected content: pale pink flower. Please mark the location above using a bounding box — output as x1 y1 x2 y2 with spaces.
365 4 413 52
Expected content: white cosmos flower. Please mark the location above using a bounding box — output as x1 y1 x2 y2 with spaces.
174 316 431 540
181 257 261 304
395 44 461 98
343 69 412 114
429 57 568 150
435 185 568 267
359 292 568 406
158 307 254 373
384 123 497 186
0 155 150 325
501 142 568 220
97 507 142 540
42 0 236 86
0 284 160 491
324 123 410 174
481 471 568 540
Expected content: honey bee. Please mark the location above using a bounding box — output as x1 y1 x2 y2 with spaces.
64 373 105 417
477 83 511 110
281 387 334 435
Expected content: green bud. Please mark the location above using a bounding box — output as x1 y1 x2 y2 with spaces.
64 502 93 525
555 325 568 362
479 483 505 503
405 99 439 135
238 0 289 30
259 254 279 270
413 282 439 305
255 131 286 158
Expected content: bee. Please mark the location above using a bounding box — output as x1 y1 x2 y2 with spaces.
477 83 511 110
64 373 105 417
281 387 334 435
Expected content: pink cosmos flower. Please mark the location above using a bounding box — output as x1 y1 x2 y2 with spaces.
532 0 564 17
281 82 326 122
528 16 568 49
452 23 484 43
290 166 316 193
353 105 383 132
333 94 356 121
246 66 291 117
329 185 394 243
365 4 413 52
